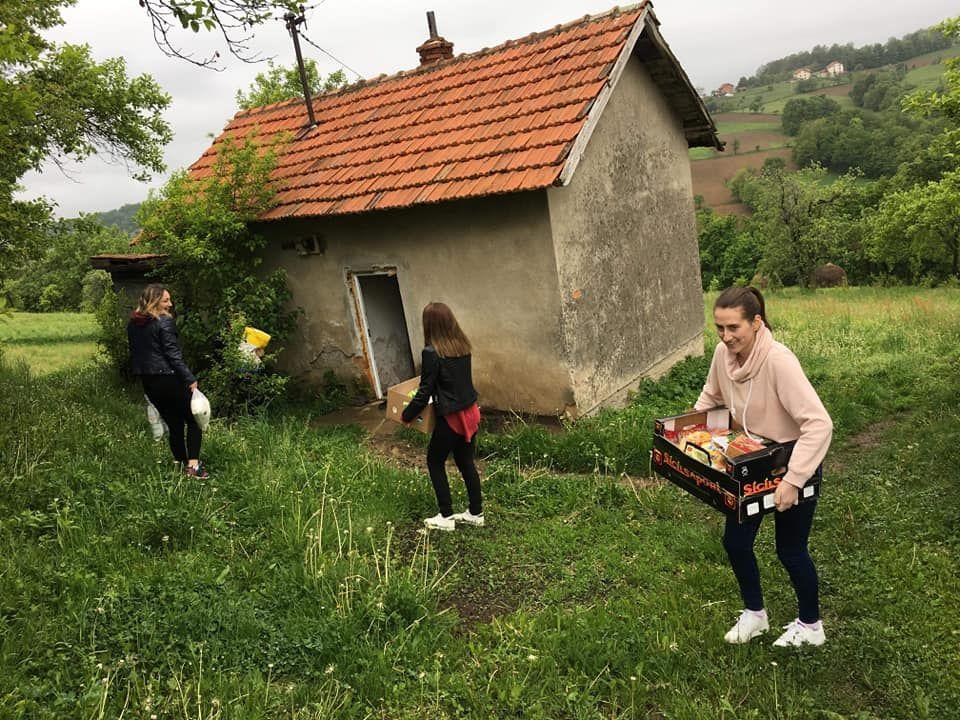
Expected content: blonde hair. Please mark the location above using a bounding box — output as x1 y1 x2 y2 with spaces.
136 284 171 318
422 302 471 358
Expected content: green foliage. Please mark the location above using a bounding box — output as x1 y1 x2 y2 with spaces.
132 134 297 415
95 289 130 376
782 94 841 135
867 169 960 279
695 207 762 290
903 18 960 125
0 0 171 286
93 202 141 235
850 69 907 111
5 216 127 311
236 60 347 109
731 165 873 286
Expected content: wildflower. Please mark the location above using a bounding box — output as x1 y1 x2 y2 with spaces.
771 661 778 667
526 654 538 662
630 676 637 682
365 526 373 533
325 664 335 675
162 535 169 543
669 641 678 651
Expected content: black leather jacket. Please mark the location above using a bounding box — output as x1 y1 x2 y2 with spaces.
402 347 477 421
127 313 196 384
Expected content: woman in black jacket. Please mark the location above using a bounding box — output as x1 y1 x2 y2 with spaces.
127 284 209 478
402 302 482 531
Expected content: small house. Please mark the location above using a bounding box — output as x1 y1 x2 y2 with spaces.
792 67 812 81
715 82 736 97
823 60 844 76
188 2 720 417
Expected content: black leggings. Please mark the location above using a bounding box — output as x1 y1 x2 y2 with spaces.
723 498 820 623
427 415 482 517
142 375 201 464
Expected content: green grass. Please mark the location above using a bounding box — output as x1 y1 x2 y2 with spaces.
2 289 960 718
0 312 98 374
688 146 717 160
715 120 783 134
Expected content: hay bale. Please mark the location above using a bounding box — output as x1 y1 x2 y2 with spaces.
811 263 847 288
750 273 769 290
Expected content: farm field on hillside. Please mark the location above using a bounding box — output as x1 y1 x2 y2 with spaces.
2 288 959 718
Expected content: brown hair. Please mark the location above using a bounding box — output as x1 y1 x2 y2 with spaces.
714 286 773 331
136 284 171 319
422 302 471 358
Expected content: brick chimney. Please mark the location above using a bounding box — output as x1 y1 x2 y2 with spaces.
417 11 454 66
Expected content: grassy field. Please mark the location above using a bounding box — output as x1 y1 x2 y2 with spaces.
1 288 959 718
0 312 99 374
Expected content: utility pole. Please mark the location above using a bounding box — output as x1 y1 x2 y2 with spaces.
284 7 317 128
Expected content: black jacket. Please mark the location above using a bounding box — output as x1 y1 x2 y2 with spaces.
127 313 196 384
401 347 477 421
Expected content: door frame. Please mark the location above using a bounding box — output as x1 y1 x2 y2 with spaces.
347 267 406 399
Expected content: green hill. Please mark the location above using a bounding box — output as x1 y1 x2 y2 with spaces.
91 202 140 236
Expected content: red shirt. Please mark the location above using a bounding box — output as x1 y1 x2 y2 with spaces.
445 403 481 442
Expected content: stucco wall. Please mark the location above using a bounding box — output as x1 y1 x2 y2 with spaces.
257 191 574 414
546 51 704 415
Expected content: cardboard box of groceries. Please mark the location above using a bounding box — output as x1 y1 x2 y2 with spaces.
651 408 820 523
385 376 436 434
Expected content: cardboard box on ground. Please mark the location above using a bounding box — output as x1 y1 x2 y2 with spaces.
651 408 821 523
385 377 436 434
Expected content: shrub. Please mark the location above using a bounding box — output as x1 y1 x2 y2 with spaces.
80 270 112 312
95 289 130 377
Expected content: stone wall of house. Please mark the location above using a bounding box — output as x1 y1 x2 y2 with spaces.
257 191 576 414
545 51 704 416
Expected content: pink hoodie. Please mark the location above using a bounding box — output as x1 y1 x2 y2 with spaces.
694 324 832 489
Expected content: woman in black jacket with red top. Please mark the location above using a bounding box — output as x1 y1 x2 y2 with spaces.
402 302 483 531
127 284 209 478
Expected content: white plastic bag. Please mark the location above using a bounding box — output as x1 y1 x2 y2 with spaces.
145 396 168 441
190 388 212 431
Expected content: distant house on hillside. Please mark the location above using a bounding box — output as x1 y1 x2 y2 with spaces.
185 3 720 417
792 67 812 81
713 82 736 97
823 60 844 76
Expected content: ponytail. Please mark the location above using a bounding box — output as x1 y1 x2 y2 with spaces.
714 285 773 331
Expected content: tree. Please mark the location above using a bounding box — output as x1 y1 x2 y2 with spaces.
5 217 127 311
137 0 303 66
0 0 171 286
731 164 863 286
128 134 297 413
868 169 960 279
781 95 840 135
236 60 346 109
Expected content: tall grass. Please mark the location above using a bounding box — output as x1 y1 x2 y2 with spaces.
1 288 959 718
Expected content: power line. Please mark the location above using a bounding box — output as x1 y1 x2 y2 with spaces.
298 31 364 80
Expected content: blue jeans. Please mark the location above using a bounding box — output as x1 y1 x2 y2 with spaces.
723 495 820 624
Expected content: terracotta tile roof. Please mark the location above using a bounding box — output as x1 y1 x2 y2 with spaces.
189 2 716 220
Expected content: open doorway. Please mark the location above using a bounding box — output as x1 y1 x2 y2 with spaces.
350 270 416 398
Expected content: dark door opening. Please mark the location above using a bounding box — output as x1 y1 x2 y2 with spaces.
353 272 415 397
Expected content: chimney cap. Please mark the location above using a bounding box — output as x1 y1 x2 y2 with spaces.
417 10 453 66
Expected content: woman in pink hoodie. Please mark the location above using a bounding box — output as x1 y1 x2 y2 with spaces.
695 287 832 648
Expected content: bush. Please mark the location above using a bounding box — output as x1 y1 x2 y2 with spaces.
120 133 298 416
80 270 112 312
95 289 130 377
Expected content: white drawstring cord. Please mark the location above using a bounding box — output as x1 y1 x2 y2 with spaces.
742 378 757 441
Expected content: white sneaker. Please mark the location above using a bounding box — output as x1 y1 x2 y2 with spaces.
724 609 770 644
423 513 455 531
451 510 485 526
773 619 826 647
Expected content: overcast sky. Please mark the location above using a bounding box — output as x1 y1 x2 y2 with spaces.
19 0 959 217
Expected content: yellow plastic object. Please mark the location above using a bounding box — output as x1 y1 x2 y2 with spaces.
243 326 271 349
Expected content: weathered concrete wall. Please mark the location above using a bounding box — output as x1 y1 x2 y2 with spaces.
546 51 704 415
257 191 574 414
